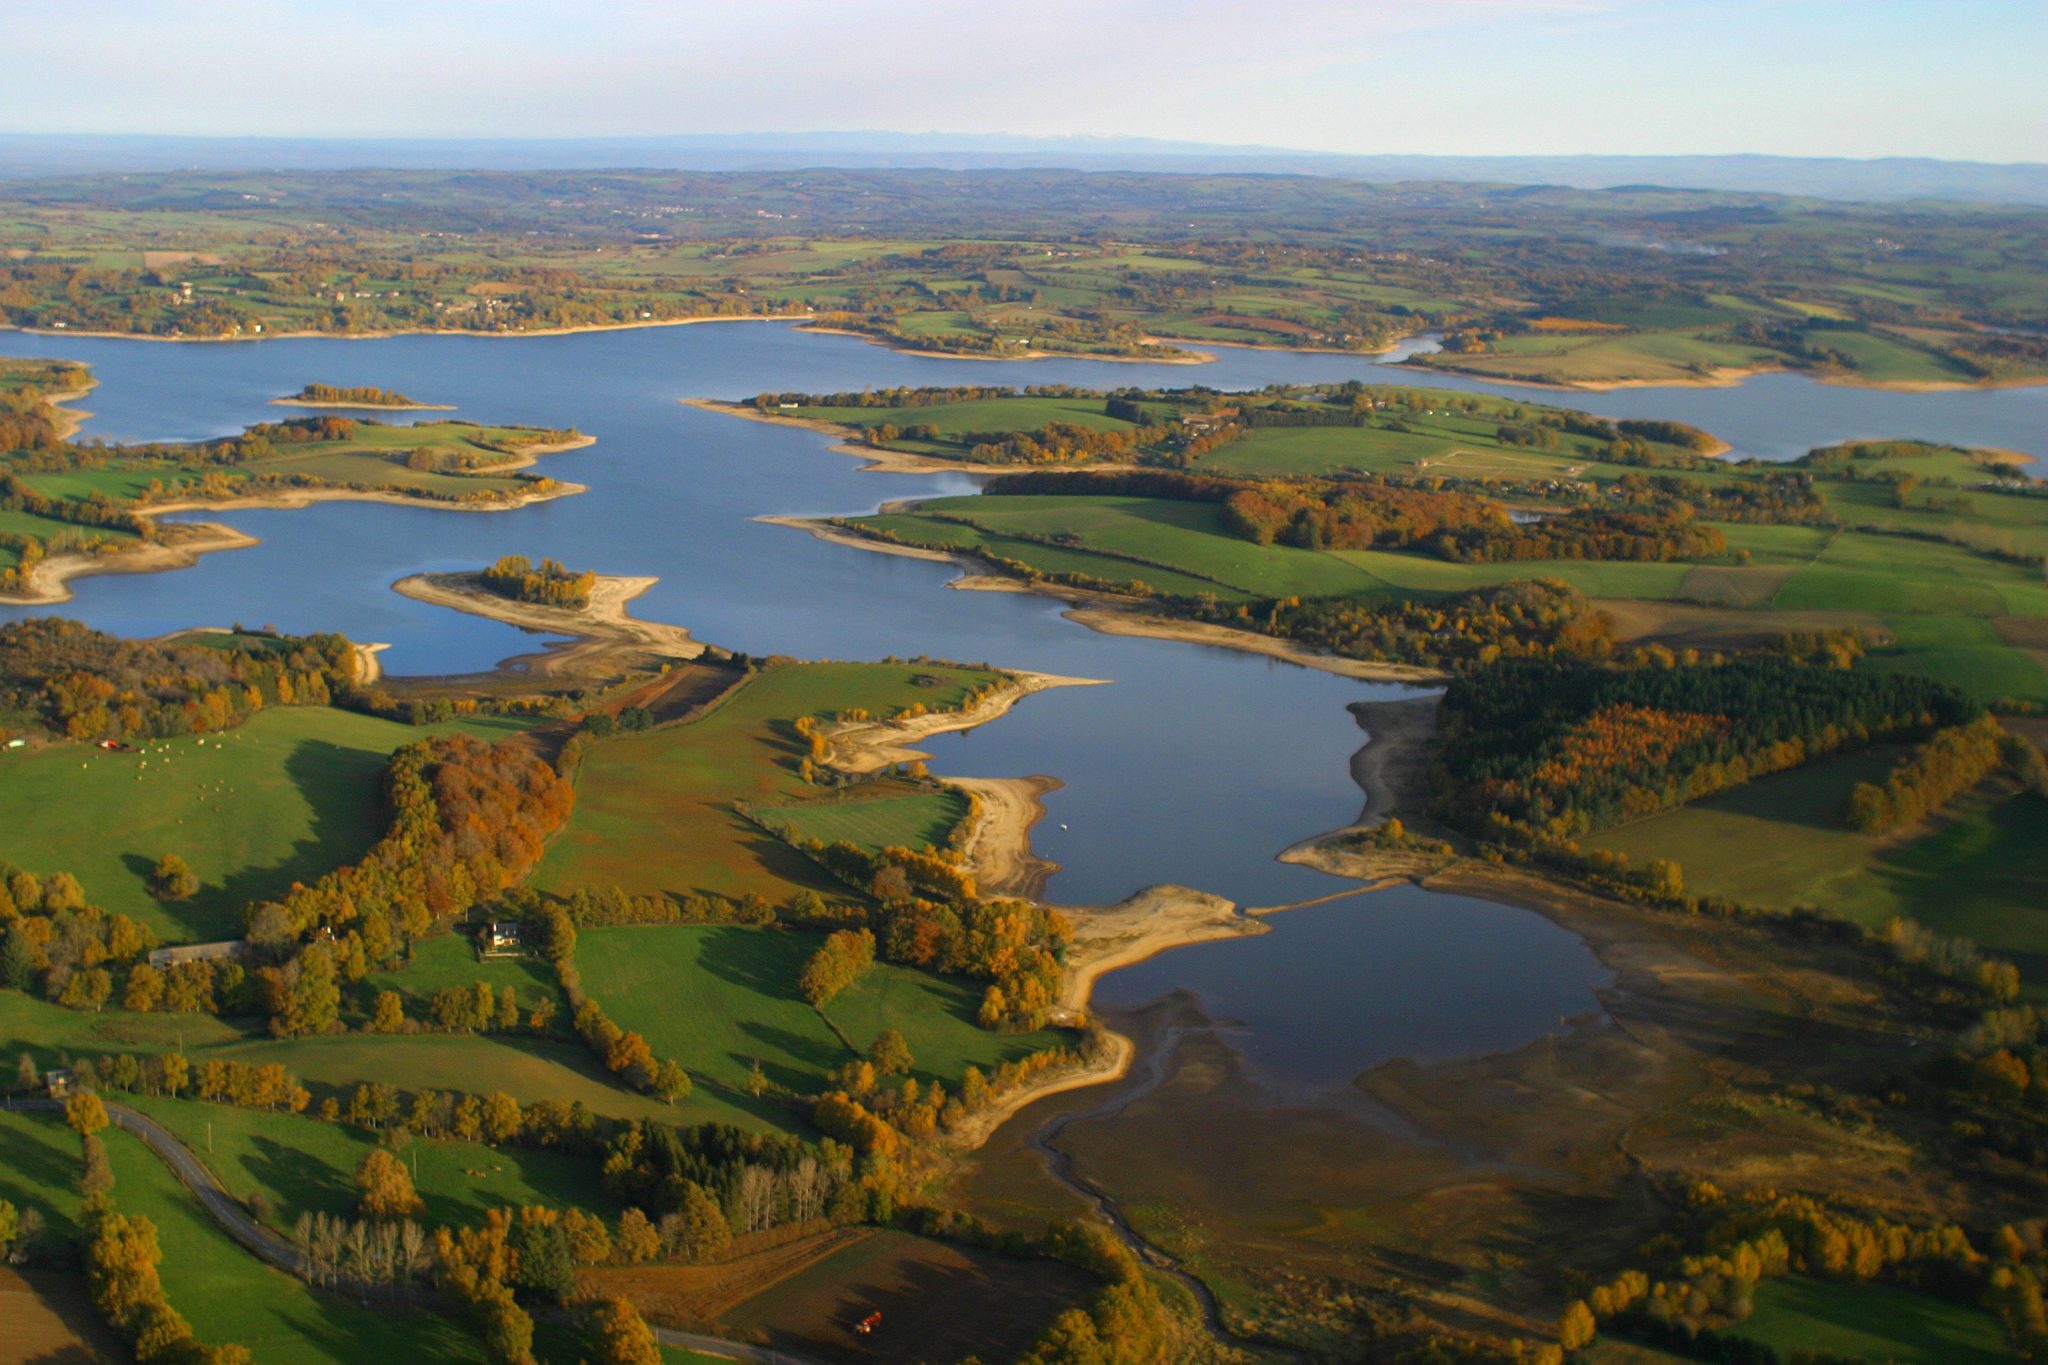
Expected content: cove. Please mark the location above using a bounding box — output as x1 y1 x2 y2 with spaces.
1090 884 1615 1090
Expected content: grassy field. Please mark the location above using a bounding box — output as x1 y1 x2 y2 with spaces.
357 932 567 1026
212 1032 692 1124
101 1123 491 1365
0 1107 93 1247
1 990 246 1071
757 788 970 855
0 706 530 943
535 661 1005 906
855 487 2048 704
1589 756 2048 994
1734 1275 2009 1364
575 925 1070 1099
119 1092 619 1231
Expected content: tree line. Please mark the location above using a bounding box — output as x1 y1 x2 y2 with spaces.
1433 658 1979 842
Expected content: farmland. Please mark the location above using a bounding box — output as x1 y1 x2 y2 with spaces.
813 410 2048 705
5 169 2047 386
99 1118 494 1365
574 924 1072 1098
535 659 1008 905
1732 1275 2010 1364
758 788 969 856
1592 762 2048 994
0 704 536 943
117 1092 620 1232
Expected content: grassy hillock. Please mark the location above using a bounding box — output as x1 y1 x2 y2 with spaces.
0 705 535 942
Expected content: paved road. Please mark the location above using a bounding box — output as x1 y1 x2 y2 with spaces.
5 1096 829 1365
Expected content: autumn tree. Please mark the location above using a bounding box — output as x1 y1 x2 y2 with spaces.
664 1181 731 1264
587 1295 662 1365
66 1088 109 1136
355 1148 423 1219
149 853 199 902
613 1208 660 1264
868 1029 914 1077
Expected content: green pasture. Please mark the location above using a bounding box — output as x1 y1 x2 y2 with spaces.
119 1092 620 1231
575 924 1069 1099
103 1126 490 1365
1734 1275 2009 1365
0 1108 91 1246
535 660 1004 906
356 932 567 1027
211 1032 684 1125
0 705 520 943
760 788 970 855
1590 753 2048 993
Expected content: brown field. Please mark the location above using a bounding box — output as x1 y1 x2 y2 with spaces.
140 250 225 270
1528 316 1628 332
591 1228 1093 1364
580 1224 871 1327
1597 597 1888 649
0 1268 122 1364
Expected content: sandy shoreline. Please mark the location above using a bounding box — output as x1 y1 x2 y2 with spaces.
797 324 1212 366
762 512 1448 684
43 386 96 440
0 435 599 606
11 521 259 606
1401 355 2048 395
391 571 702 676
6 314 819 345
823 669 1104 900
942 882 1257 1150
1063 605 1447 683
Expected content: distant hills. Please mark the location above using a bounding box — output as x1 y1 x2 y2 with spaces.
1 132 2044 206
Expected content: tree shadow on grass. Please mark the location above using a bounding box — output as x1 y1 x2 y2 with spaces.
694 924 805 996
0 1118 89 1244
239 1133 356 1224
118 738 391 943
733 1022 848 1092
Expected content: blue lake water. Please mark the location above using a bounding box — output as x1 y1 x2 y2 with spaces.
0 320 2032 1063
1090 884 1614 1086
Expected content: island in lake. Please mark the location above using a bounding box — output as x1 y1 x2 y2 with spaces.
273 382 455 411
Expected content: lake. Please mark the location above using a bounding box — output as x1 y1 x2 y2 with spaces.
0 319 2034 1067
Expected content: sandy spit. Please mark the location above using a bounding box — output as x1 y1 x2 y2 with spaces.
390 572 702 677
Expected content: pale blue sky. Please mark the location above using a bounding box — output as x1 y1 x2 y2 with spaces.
4 0 2042 160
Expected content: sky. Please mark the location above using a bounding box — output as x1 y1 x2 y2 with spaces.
3 0 2043 162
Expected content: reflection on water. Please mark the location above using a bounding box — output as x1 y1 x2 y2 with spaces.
1092 885 1613 1088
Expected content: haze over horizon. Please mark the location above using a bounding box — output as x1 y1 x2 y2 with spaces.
5 0 2043 163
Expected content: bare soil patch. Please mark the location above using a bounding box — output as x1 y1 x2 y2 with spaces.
0 1267 122 1364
